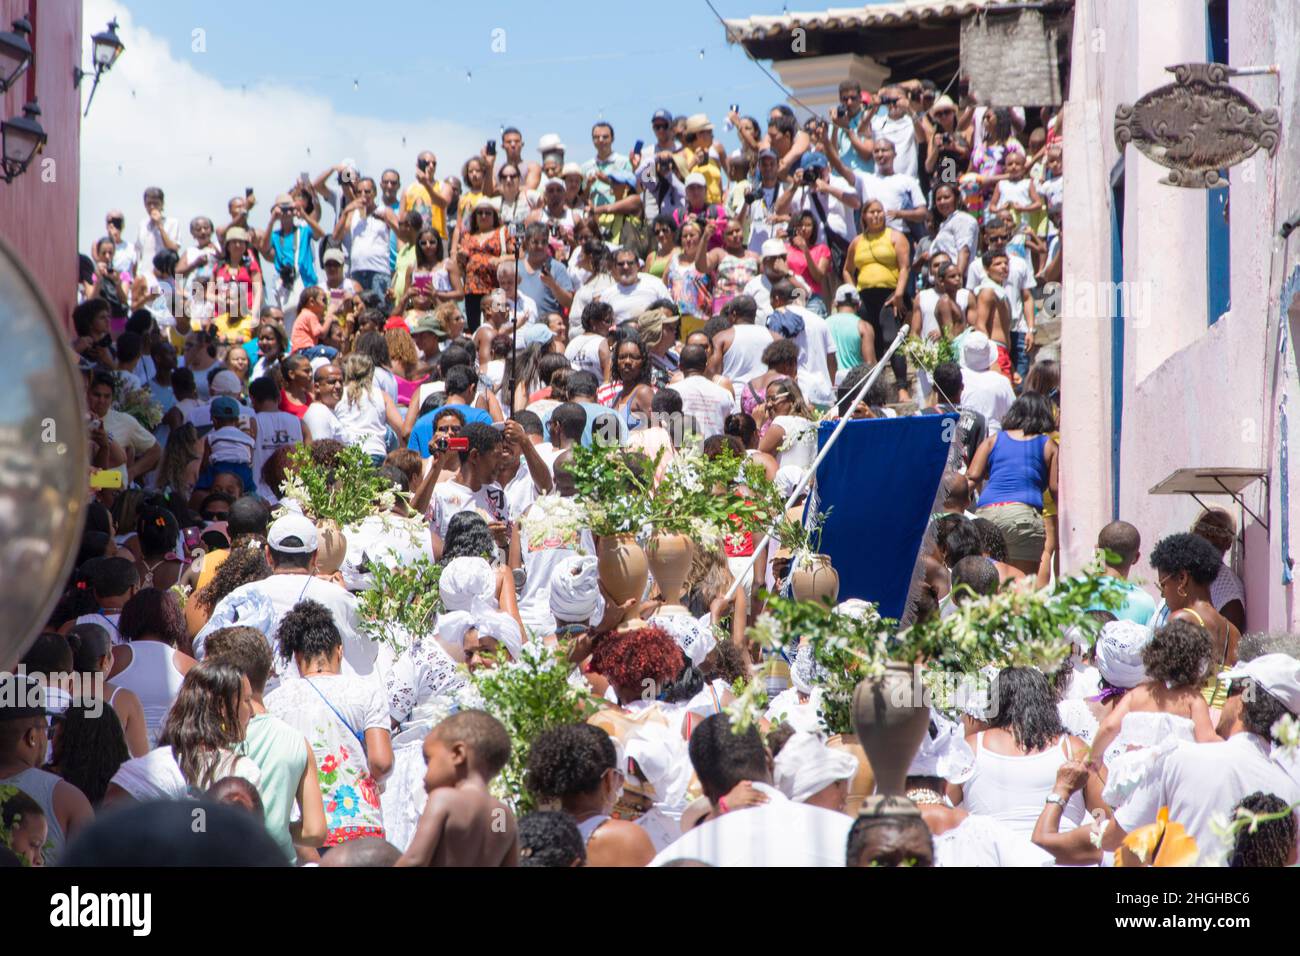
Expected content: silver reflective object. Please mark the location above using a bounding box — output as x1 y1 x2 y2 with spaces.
0 237 87 668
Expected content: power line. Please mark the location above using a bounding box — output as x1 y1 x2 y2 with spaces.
702 0 823 117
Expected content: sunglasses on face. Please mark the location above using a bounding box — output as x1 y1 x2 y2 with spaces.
108 218 124 229
500 173 519 181
652 122 669 131
881 97 900 105
201 510 229 521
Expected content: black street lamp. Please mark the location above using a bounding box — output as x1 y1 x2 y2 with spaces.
73 18 124 117
1 101 47 184
0 16 33 93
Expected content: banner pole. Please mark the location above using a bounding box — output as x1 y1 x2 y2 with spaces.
724 326 911 602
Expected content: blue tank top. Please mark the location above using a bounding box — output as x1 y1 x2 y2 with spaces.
980 431 1049 509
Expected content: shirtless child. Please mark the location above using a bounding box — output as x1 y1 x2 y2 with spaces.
970 250 1013 381
396 710 519 867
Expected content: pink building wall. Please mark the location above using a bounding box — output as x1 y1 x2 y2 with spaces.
0 0 81 328
1061 0 1300 632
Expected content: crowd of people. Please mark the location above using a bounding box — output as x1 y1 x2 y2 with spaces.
2 80 1293 870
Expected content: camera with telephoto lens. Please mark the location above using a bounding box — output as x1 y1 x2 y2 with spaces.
278 263 297 287
801 167 819 185
836 105 848 119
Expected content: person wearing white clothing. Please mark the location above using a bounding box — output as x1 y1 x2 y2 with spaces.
134 187 181 274
827 137 926 238
958 331 1016 433
773 152 858 246
302 363 347 445
333 176 399 295
569 250 669 328
765 281 837 408
931 185 981 278
649 714 854 867
669 345 737 439
193 513 379 692
743 238 811 321
333 353 406 461
869 86 925 179
1108 654 1300 859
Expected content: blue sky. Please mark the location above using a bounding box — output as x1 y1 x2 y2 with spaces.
80 0 890 250
113 0 821 156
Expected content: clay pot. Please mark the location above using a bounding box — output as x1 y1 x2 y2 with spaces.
826 733 876 815
315 519 348 575
646 532 695 611
790 553 840 606
597 534 648 629
851 661 930 797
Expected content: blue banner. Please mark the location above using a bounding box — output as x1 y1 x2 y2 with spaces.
812 414 955 620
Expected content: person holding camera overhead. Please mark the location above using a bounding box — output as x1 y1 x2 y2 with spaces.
871 85 927 180
334 177 400 299
258 190 326 322
828 80 877 176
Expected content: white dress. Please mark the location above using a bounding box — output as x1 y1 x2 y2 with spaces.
379 639 475 852
1100 711 1197 824
932 813 1054 867
773 415 818 472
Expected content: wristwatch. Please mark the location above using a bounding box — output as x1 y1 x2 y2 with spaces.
1044 792 1067 807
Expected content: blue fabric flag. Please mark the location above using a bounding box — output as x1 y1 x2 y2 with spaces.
812 414 955 620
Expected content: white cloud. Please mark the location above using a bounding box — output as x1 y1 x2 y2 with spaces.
79 0 487 254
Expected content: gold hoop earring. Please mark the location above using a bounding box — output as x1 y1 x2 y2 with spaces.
1177 585 1187 598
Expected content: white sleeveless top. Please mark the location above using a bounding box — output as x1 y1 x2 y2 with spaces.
723 324 774 388
961 732 1087 839
1100 711 1197 817
334 383 389 457
566 333 605 379
252 410 304 499
915 287 971 341
113 642 187 748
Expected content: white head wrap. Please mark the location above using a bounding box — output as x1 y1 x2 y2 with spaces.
549 554 604 625
436 610 478 651
651 611 717 668
1095 620 1153 689
772 731 859 804
478 610 524 662
835 598 873 620
907 709 976 783
623 723 693 811
440 557 497 616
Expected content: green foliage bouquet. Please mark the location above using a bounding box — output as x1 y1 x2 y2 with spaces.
470 646 601 812
355 555 443 653
276 443 400 527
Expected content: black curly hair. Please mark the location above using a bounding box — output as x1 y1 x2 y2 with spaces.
50 702 130 806
1148 532 1223 586
1229 792 1296 867
525 723 616 801
1240 681 1292 741
194 545 271 614
518 811 587 867
274 599 341 665
1143 620 1211 688
988 667 1066 753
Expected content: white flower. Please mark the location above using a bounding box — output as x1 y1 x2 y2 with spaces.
1273 714 1300 756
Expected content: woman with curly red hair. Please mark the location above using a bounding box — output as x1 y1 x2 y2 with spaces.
589 625 690 707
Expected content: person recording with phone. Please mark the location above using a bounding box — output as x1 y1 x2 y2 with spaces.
334 176 400 298
259 190 326 317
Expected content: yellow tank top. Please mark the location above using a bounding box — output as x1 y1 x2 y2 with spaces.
853 229 900 290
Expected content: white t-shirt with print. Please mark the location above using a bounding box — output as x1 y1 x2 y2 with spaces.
427 479 508 541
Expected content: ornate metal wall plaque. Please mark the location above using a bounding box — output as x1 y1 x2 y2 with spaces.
1114 62 1280 188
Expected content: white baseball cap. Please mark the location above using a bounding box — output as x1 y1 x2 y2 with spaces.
537 133 565 154
760 238 788 259
210 370 244 396
1222 654 1300 713
961 330 995 372
267 512 319 554
684 172 707 189
833 284 860 305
